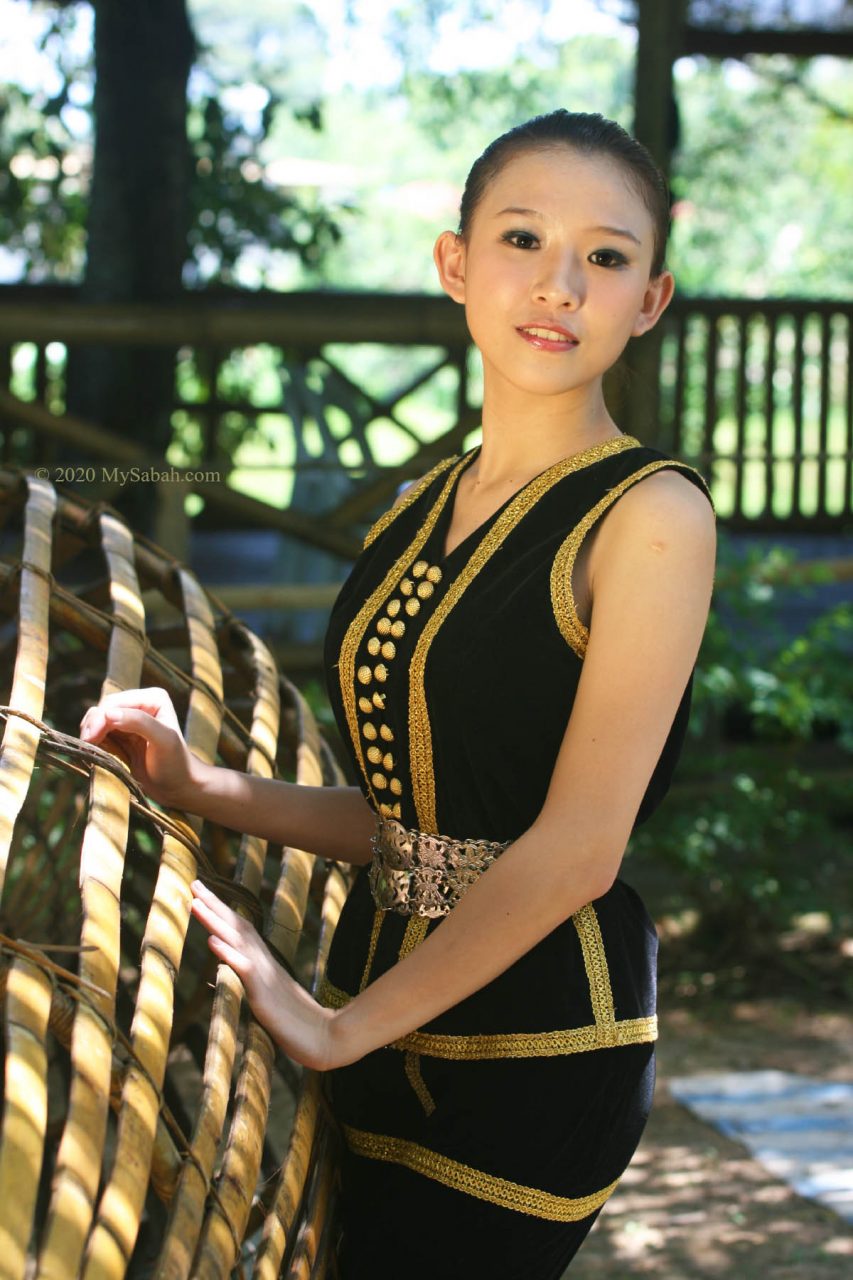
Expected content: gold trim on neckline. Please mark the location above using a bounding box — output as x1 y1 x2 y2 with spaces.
362 456 457 550
409 434 641 832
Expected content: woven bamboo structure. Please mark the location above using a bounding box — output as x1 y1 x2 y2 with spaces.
0 467 349 1278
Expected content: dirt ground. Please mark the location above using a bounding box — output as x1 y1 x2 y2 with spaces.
569 997 853 1279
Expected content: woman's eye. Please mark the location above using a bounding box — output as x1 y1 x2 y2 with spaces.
589 249 626 268
502 230 538 250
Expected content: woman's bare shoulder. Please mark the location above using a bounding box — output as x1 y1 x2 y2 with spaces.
592 466 716 573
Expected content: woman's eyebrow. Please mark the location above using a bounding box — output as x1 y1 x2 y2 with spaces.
591 225 642 245
495 209 642 247
496 206 541 217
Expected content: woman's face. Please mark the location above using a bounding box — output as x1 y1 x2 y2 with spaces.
434 146 673 402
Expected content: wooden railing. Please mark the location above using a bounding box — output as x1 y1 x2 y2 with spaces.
660 298 851 529
0 286 849 535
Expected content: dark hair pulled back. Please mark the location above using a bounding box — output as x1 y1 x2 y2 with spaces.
459 110 671 277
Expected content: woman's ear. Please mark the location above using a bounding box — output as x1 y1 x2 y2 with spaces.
631 270 675 337
433 230 467 304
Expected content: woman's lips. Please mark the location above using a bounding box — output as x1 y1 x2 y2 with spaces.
517 325 579 352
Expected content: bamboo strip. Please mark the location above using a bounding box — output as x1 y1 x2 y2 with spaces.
190 677 321 1270
82 570 224 1276
152 967 243 1280
0 476 55 899
0 958 53 1280
281 1126 336 1280
231 627 280 897
152 576 244 1280
82 843 197 1278
312 866 349 995
269 680 324 968
0 565 259 764
252 806 348 1275
192 1024 276 1278
19 961 190 1204
176 621 283 1275
252 1076 322 1280
38 512 146 1279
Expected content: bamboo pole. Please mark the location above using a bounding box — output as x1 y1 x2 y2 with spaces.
0 958 53 1280
154 600 280 1280
38 513 146 1279
0 477 55 899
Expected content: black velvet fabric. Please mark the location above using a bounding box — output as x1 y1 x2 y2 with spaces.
321 440 713 1278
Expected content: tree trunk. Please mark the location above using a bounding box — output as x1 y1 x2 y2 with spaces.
614 0 687 449
66 0 195 530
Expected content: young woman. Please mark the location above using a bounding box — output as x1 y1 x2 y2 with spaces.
81 111 716 1278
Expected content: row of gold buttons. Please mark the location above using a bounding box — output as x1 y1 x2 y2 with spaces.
356 559 443 819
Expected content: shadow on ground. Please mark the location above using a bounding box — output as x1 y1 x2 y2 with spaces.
569 1000 853 1279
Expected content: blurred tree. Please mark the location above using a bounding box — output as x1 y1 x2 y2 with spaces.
64 0 196 513
0 0 346 524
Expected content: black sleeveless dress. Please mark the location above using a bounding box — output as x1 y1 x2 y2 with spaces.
321 435 714 1280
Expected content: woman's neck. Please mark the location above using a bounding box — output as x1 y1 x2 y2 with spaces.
473 377 621 488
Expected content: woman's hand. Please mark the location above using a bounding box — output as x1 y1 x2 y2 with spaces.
80 687 199 810
190 880 352 1071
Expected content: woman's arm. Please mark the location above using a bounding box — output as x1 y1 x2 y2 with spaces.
80 689 377 865
193 469 716 1068
188 764 377 864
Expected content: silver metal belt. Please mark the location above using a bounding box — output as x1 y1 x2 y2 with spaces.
368 817 511 918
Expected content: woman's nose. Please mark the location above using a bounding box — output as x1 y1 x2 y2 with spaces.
533 252 585 308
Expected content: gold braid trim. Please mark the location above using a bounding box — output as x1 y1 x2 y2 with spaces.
316 979 657 1058
343 1126 620 1222
396 914 432 1109
572 903 616 1034
338 455 470 797
362 457 458 549
550 459 714 660
404 1051 436 1115
398 1016 657 1060
358 908 386 992
318 977 349 1010
398 914 429 960
409 434 641 832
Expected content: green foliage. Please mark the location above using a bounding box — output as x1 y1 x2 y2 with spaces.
185 86 349 285
630 533 852 944
0 7 89 280
670 56 853 297
0 1 351 285
3 7 850 299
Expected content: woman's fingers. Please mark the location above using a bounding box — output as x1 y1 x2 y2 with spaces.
191 880 247 929
190 882 266 962
190 895 247 951
80 688 182 741
206 934 251 975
